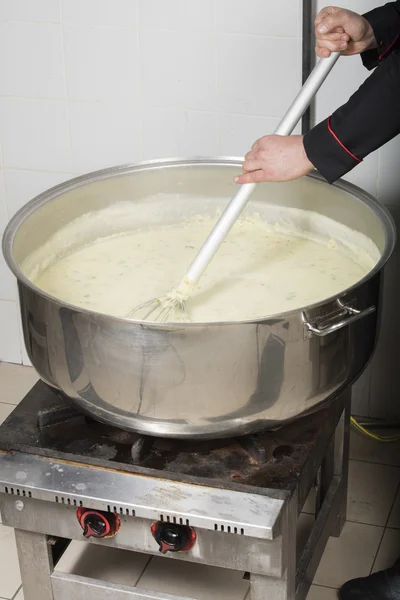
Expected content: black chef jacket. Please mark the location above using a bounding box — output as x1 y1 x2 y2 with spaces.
303 1 400 183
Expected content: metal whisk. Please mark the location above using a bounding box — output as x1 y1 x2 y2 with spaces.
129 292 190 322
129 52 340 323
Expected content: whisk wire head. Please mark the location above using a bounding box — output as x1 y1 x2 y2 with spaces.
128 291 189 323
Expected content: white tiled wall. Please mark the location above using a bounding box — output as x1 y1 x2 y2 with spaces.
0 0 302 364
314 0 400 418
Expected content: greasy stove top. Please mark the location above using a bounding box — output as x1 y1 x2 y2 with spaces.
0 381 341 496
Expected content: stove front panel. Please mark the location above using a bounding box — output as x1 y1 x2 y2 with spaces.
0 452 284 541
0 494 286 577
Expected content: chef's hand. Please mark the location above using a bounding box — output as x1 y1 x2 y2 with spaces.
315 6 376 58
235 135 313 184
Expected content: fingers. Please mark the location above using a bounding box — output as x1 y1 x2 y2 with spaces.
235 170 265 185
315 25 349 57
314 6 335 27
316 36 349 53
243 160 260 174
319 32 349 43
243 150 259 170
316 46 333 58
244 137 272 173
315 7 347 35
243 157 260 174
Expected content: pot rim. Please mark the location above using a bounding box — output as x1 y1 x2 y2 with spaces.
2 156 397 328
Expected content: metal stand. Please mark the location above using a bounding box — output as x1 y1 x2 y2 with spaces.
5 392 350 600
296 398 350 599
15 530 55 600
250 496 298 600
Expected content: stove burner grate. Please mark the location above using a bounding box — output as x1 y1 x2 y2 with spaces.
0 381 329 492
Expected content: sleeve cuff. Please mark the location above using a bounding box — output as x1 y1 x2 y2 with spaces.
362 4 400 69
303 118 361 184
361 48 380 70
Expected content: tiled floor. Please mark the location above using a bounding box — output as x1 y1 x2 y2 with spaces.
1 363 400 600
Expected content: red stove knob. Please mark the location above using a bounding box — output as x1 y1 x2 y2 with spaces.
151 522 196 554
77 508 120 539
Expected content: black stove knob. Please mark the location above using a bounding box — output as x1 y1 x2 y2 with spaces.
151 522 196 554
77 508 120 539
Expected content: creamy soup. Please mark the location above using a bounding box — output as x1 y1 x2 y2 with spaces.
25 204 380 323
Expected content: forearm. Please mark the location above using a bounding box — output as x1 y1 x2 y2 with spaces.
304 50 400 183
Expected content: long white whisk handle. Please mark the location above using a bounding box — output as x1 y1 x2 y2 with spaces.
177 52 340 296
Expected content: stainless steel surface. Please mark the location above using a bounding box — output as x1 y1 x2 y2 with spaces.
172 53 340 298
1 496 285 575
302 301 376 337
2 158 396 438
274 52 340 137
248 495 298 600
15 529 54 600
0 452 284 540
52 572 196 600
1 391 351 600
296 404 350 598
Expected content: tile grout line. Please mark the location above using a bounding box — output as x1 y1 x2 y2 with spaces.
133 556 153 588
329 519 389 529
1 136 10 224
0 19 302 38
302 510 396 529
350 458 400 468
311 583 340 590
11 585 22 600
58 0 73 174
369 529 390 576
349 457 400 469
2 167 74 175
135 0 145 162
213 0 220 155
370 480 400 574
0 96 287 122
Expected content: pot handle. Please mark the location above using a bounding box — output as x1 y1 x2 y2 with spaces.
303 302 376 337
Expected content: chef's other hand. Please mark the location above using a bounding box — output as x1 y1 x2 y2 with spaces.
235 135 313 184
315 6 376 58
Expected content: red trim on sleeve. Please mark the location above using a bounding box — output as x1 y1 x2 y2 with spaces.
327 117 362 163
379 33 400 60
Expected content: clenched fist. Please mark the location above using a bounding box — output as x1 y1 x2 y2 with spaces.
315 6 376 58
235 135 313 184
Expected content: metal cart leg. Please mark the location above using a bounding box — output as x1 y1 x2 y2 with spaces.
250 574 294 600
295 391 351 599
250 496 298 600
331 396 350 537
314 391 350 538
15 529 54 600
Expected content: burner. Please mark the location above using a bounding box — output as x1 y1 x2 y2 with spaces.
30 400 291 480
0 380 329 492
133 435 272 482
130 437 154 463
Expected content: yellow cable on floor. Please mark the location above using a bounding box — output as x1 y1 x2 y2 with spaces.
350 416 400 443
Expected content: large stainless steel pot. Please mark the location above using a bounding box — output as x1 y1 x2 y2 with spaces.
2 159 396 439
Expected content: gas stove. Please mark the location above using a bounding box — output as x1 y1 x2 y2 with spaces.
0 381 350 600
